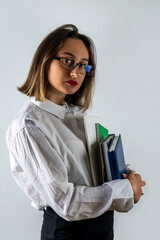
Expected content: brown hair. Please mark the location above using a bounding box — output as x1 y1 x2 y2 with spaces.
17 24 96 111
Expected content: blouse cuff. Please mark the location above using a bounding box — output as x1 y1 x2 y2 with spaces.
106 179 134 212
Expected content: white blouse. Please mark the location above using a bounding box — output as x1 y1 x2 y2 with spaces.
6 98 134 221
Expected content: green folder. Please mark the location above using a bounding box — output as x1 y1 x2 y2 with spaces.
95 123 109 143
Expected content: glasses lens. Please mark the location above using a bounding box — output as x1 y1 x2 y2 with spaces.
78 64 93 75
85 65 93 74
60 58 74 70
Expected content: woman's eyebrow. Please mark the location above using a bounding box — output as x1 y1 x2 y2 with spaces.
61 52 89 62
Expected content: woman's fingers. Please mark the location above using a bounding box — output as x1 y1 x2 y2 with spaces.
126 170 146 203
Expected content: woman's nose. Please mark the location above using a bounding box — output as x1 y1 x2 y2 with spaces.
70 65 79 77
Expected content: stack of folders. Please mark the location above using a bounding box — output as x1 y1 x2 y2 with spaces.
84 115 127 186
96 123 127 184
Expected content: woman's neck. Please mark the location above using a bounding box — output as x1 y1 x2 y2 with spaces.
46 88 66 106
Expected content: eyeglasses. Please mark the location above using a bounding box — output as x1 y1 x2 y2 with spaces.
53 57 93 75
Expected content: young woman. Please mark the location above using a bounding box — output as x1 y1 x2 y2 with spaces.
6 24 145 240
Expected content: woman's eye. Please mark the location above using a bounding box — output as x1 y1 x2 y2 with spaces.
63 58 73 64
79 63 86 69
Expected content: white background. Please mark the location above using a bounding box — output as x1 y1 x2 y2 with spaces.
1 0 160 239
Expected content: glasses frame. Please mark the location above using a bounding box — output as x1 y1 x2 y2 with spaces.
53 57 93 75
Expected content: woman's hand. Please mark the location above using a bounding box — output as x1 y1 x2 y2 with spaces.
123 170 146 203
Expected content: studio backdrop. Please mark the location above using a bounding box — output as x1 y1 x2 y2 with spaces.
1 0 160 239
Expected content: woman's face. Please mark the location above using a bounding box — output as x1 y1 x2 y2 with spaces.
46 38 89 105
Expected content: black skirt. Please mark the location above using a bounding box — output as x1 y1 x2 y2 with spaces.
41 207 114 240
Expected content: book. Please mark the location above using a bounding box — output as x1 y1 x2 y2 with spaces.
100 134 115 182
83 115 101 186
95 123 109 184
108 134 127 180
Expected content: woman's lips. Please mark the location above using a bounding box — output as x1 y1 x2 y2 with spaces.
66 80 78 86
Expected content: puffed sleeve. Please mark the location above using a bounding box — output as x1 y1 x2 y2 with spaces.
6 121 134 221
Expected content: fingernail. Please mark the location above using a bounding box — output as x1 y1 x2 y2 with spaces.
122 174 127 178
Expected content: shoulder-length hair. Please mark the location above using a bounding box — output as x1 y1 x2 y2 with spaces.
18 24 96 111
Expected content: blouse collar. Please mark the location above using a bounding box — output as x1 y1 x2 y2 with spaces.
31 97 69 119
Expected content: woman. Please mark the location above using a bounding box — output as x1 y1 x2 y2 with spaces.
6 24 145 240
